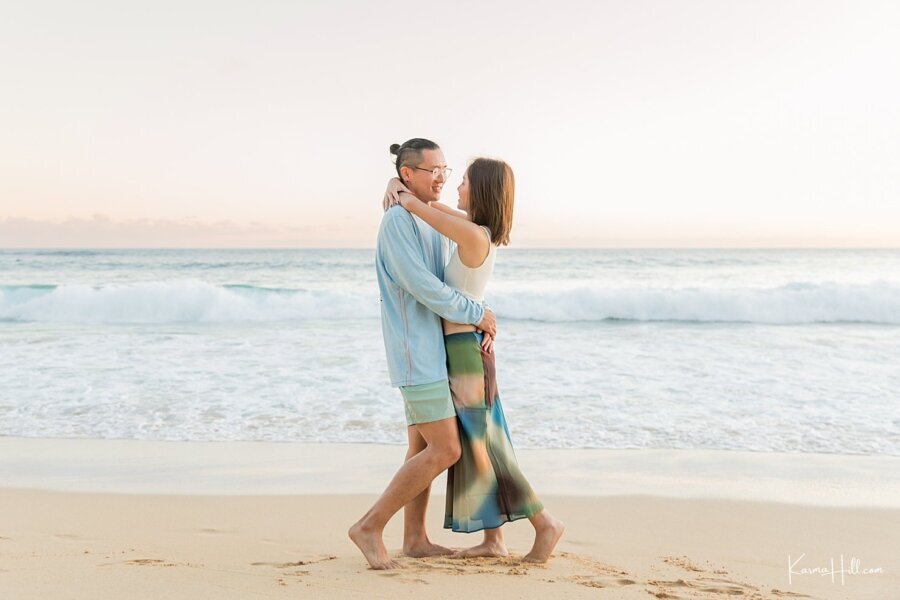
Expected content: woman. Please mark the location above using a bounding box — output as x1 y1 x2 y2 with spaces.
384 153 565 562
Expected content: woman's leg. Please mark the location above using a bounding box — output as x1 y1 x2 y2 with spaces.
451 525 509 558
523 509 566 563
445 332 553 558
444 333 495 538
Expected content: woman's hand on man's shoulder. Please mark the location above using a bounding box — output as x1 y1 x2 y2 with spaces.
383 177 411 211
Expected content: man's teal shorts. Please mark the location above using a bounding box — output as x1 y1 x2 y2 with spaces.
399 379 455 426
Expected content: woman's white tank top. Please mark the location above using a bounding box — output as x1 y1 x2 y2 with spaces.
444 226 496 303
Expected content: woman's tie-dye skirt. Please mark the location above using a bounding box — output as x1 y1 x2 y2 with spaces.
443 331 544 533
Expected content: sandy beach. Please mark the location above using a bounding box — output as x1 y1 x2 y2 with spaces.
3 0 900 597
1 437 898 599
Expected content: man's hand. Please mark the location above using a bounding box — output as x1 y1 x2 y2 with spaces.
382 177 411 211
477 308 497 339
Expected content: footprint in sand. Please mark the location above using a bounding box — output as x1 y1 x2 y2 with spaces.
647 576 767 599
663 555 706 572
95 557 201 569
121 558 180 567
377 571 430 584
395 555 517 576
414 550 639 587
558 550 636 586
248 556 336 588
650 592 683 600
567 574 637 588
250 555 337 568
770 589 812 598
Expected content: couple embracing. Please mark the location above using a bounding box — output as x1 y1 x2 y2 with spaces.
349 138 564 570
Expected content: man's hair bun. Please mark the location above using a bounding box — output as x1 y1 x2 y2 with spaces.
389 138 439 178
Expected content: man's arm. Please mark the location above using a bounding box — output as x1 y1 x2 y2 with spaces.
380 210 495 334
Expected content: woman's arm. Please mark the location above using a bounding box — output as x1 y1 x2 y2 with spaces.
384 178 469 220
429 202 469 220
399 193 486 252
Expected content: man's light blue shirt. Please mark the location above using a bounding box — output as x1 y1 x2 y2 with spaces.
376 205 485 387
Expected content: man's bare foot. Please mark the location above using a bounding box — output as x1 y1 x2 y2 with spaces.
402 539 454 558
451 540 509 558
523 513 565 563
348 521 400 569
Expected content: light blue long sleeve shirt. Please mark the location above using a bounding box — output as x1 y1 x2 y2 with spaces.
376 205 485 387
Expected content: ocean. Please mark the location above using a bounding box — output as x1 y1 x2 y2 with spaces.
1 248 898 456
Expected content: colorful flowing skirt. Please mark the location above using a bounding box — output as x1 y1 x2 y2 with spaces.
443 331 544 533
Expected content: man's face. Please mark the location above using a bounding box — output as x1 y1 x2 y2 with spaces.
403 149 448 203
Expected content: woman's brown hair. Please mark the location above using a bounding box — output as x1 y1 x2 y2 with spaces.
466 158 515 246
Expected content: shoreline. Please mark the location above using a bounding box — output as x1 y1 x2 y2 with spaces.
1 436 898 507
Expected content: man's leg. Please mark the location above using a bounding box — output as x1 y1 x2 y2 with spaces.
402 426 453 557
349 416 462 569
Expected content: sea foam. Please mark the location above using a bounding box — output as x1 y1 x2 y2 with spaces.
2 280 899 324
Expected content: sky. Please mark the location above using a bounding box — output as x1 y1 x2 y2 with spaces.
1 0 899 248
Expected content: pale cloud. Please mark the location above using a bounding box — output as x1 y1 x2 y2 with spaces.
2 215 895 249
0 215 357 248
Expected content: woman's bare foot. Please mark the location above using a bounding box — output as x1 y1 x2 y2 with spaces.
451 540 509 558
523 512 565 563
403 539 454 558
348 521 400 569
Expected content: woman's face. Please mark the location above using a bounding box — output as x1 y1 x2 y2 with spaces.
457 170 470 212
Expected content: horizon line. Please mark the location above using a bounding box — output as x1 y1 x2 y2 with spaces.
3 246 899 251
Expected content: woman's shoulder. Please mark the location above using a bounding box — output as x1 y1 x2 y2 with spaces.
454 227 495 269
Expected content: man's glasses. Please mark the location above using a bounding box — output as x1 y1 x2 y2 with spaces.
413 166 453 178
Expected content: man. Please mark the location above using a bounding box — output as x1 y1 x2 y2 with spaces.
349 138 497 570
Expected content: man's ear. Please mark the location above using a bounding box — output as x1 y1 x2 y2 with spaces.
399 165 412 183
